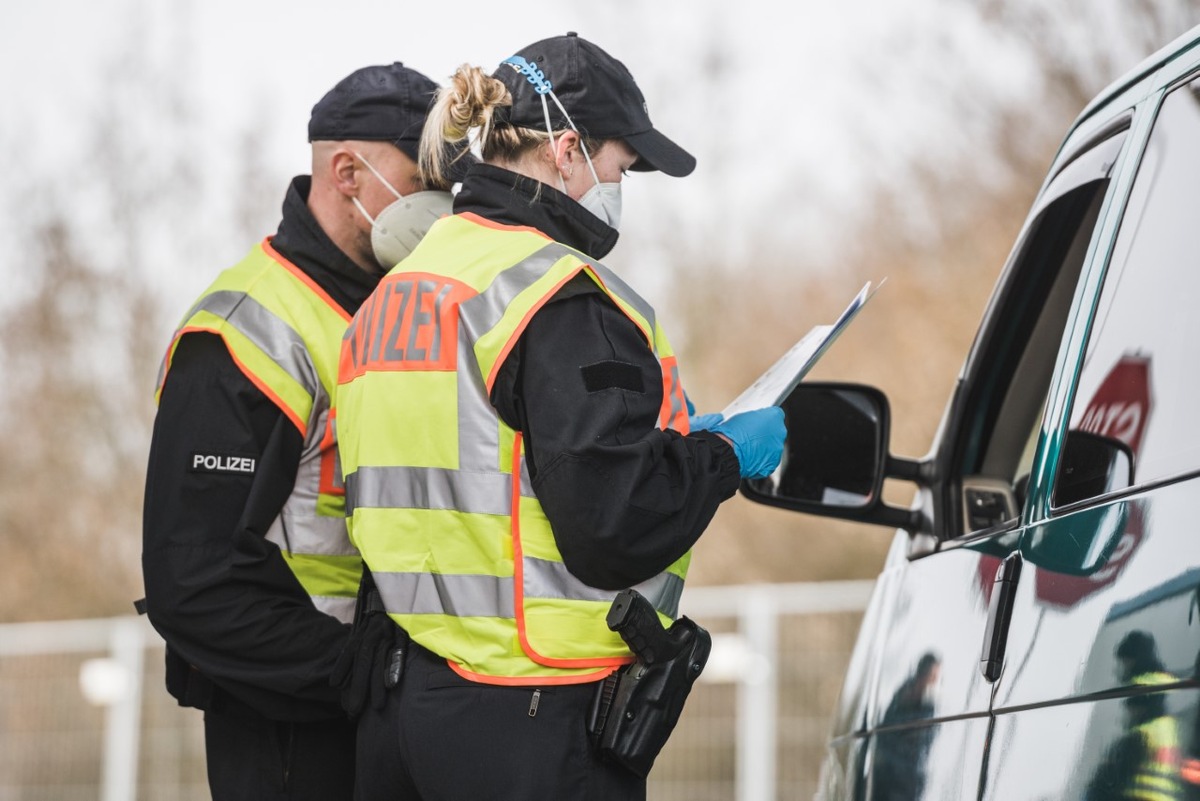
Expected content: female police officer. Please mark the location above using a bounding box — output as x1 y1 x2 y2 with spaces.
335 33 786 800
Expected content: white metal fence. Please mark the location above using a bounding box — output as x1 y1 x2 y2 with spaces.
0 581 872 801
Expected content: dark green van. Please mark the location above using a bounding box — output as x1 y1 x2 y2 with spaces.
745 24 1200 801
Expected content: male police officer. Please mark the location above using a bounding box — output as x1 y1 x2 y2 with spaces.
141 63 453 801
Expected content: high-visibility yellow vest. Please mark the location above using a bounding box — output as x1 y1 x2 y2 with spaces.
1128 672 1182 801
337 212 692 685
1130 715 1181 801
157 238 362 622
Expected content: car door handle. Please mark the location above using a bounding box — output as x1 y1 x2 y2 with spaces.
980 551 1022 682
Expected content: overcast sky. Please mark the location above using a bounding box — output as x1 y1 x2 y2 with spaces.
6 0 952 180
10 0 1160 321
1 0 1023 228
5 0 1188 253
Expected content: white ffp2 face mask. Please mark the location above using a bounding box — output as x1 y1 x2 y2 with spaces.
354 190 453 270
352 153 452 270
554 144 623 231
577 181 622 230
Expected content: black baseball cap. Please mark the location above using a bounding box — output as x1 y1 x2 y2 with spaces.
308 62 436 163
494 33 696 177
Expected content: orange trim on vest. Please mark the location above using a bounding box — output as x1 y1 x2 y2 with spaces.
167 326 308 436
156 338 182 396
659 355 690 434
510 432 635 671
456 211 553 240
261 237 352 323
446 659 617 686
1157 745 1181 765
318 408 343 496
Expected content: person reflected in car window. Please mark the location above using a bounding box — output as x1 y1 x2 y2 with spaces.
1179 606 1200 800
871 653 941 801
1086 631 1181 801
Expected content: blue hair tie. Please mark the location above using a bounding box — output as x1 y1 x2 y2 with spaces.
502 56 553 95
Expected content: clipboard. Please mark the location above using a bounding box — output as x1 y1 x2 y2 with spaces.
720 280 883 419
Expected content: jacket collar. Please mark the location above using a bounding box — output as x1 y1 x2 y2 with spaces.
270 176 381 314
452 163 619 259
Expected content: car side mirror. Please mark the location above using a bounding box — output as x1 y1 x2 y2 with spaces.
741 383 925 532
1020 430 1135 576
1053 429 1135 508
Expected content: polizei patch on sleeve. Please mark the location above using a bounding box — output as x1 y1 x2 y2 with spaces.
189 452 258 476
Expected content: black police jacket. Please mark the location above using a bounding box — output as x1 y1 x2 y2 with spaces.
141 177 379 722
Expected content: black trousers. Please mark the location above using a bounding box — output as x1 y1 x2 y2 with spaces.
203 704 356 801
355 640 645 801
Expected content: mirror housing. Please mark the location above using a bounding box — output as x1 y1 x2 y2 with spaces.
1021 429 1137 575
740 382 926 532
1053 429 1135 508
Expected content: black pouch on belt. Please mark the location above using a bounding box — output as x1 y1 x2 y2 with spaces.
331 569 408 715
587 589 712 778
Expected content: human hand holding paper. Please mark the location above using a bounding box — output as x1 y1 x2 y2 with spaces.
710 407 786 479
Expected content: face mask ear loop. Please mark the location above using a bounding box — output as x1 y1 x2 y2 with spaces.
540 94 562 177
351 196 377 226
547 91 601 185
354 151 405 201
498 56 595 187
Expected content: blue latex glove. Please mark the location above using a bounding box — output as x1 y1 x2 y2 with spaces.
709 406 787 479
689 413 724 432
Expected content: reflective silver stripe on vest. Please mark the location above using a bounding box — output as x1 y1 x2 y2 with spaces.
345 465 512 517
375 571 515 618
456 335 501 473
458 243 656 350
266 512 356 557
185 290 321 400
312 595 356 625
518 456 535 499
329 413 344 492
524 557 684 619
458 243 575 345
454 244 575 473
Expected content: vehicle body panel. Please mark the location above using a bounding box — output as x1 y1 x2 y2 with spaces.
788 24 1200 801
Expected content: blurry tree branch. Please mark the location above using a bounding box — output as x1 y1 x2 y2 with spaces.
3 1 1196 613
0 4 279 621
677 1 1198 584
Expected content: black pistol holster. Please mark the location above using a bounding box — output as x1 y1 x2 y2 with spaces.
587 588 712 778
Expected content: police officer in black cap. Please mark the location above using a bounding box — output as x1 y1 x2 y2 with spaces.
339 33 786 800
141 62 455 801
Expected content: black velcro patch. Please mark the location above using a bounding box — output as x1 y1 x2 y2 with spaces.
581 360 644 394
189 452 258 475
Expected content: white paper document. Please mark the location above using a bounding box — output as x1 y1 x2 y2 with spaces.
720 280 883 419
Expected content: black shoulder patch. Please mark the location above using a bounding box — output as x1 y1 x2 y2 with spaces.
581 360 645 394
189 452 258 476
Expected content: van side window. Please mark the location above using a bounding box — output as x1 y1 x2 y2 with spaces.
947 131 1126 538
1053 79 1200 508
